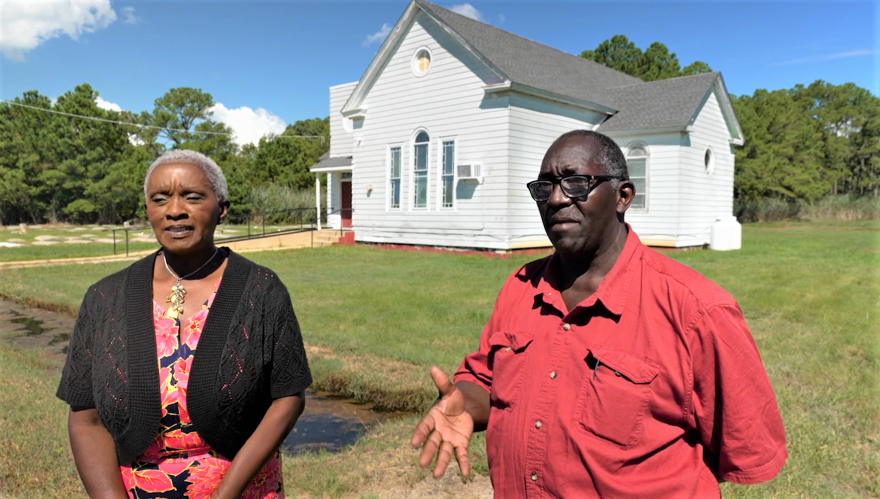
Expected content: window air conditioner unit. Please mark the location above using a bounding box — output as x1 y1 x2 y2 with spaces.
457 163 482 180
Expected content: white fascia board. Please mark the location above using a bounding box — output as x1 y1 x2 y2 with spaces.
341 2 420 115
714 76 745 144
310 165 353 173
488 82 617 116
601 126 688 136
341 108 367 119
415 0 508 83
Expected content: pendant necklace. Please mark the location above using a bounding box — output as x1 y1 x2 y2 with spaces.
162 248 219 319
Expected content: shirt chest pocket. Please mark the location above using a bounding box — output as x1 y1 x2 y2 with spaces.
487 331 534 412
573 346 660 449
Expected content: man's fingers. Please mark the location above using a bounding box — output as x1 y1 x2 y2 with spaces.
411 414 436 448
419 430 443 468
454 444 471 478
434 440 455 478
429 366 455 397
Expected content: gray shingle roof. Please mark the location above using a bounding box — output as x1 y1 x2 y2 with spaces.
418 1 642 108
598 72 719 132
310 154 352 171
418 1 722 132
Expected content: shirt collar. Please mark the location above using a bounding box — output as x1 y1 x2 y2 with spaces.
534 224 643 316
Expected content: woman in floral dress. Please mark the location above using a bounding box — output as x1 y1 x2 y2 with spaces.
58 150 311 498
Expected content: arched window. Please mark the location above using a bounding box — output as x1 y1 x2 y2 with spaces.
626 144 648 210
412 130 430 209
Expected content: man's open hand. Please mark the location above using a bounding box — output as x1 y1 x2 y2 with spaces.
410 366 475 479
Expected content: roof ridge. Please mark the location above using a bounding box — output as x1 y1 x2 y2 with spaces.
605 71 719 91
418 0 642 87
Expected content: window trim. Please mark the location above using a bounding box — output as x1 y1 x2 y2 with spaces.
625 142 649 213
437 137 457 210
386 144 403 211
410 128 431 211
411 46 433 78
704 146 715 175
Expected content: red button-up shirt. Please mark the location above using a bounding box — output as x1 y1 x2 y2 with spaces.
455 228 787 498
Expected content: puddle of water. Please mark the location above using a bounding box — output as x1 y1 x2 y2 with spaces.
10 316 50 336
282 391 408 455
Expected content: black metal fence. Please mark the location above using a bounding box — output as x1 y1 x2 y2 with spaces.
111 207 338 256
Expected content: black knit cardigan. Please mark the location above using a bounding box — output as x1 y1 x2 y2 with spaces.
56 249 312 465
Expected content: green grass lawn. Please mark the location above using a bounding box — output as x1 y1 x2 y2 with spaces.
0 221 877 498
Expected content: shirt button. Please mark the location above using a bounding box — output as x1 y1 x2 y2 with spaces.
550 371 557 379
531 473 538 481
562 323 571 331
504 347 511 352
615 371 623 377
535 420 543 429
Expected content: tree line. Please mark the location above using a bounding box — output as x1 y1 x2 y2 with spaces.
0 84 328 225
580 35 880 201
1 35 877 225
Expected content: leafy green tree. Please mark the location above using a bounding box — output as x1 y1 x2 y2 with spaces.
580 35 644 78
150 87 215 147
579 35 712 81
681 60 713 76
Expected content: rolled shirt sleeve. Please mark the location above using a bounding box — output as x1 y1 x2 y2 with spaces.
689 303 788 484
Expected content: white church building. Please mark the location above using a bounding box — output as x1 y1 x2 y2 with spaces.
311 0 744 250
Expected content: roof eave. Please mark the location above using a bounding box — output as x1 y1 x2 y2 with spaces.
498 83 617 115
599 125 688 135
342 0 510 116
340 1 420 115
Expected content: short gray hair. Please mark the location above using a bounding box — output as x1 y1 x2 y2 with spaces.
554 130 629 182
144 149 228 202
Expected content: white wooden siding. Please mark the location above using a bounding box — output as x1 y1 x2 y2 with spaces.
605 132 685 245
507 93 606 246
677 89 735 246
329 82 357 157
349 11 512 249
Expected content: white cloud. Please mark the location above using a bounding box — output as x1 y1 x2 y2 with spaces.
208 103 286 146
0 0 118 60
497 13 505 24
449 3 483 21
94 96 122 112
363 23 391 46
121 6 138 24
767 49 877 67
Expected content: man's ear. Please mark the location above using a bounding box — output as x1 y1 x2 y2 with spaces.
616 179 635 215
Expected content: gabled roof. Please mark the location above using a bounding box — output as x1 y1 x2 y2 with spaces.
342 0 742 140
599 72 719 132
418 1 642 108
310 152 352 172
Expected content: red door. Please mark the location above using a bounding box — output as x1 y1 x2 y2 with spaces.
341 181 352 229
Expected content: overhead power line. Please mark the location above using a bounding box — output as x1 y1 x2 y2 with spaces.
0 100 326 143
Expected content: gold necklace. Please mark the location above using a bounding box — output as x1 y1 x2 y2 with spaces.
162 248 219 319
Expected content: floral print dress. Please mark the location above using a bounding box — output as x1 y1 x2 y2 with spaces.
120 279 284 498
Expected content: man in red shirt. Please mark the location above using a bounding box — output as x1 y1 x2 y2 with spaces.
411 130 787 498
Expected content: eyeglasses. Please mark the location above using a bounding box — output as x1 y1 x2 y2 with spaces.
526 175 621 202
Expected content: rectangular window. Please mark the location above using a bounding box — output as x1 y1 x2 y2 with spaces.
389 147 401 209
441 140 455 208
627 158 647 210
413 142 428 209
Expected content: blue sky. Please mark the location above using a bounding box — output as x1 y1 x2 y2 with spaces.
0 0 876 145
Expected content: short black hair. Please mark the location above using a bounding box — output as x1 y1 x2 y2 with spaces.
553 130 629 181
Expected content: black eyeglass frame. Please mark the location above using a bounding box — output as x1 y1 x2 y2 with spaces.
526 174 623 202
